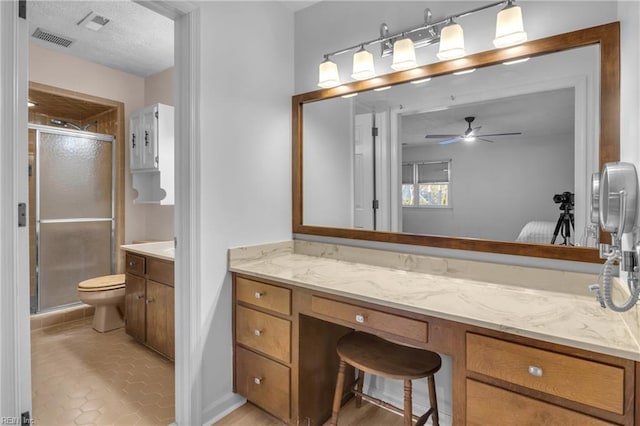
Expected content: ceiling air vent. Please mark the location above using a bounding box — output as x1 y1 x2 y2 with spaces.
32 28 74 48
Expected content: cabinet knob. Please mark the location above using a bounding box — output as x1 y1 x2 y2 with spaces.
528 365 543 377
355 314 365 324
129 261 135 267
135 295 144 300
145 298 154 304
253 377 263 385
254 291 264 299
254 329 262 336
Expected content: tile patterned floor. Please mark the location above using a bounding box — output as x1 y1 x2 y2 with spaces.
31 318 175 425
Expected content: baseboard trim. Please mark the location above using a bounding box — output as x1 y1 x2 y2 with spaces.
202 392 246 426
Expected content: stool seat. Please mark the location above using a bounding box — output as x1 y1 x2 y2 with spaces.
331 331 441 426
336 332 441 380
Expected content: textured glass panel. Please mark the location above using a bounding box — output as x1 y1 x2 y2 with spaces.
39 221 112 311
39 133 112 219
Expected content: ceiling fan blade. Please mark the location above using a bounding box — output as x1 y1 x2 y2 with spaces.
425 134 459 139
478 138 494 143
477 132 522 137
438 137 462 145
468 126 482 135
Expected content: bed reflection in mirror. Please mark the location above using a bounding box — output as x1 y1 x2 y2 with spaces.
302 45 599 247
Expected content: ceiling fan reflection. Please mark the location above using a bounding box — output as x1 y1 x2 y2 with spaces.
425 116 522 145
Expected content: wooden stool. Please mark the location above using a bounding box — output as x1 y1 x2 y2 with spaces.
330 332 441 426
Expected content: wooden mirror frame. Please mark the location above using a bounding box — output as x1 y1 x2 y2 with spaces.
293 22 619 263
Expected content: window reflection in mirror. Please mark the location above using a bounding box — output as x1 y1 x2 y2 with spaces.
302 45 599 247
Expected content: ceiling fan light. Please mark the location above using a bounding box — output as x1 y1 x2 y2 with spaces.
318 58 341 88
391 37 417 71
351 46 375 80
494 2 528 48
437 21 466 60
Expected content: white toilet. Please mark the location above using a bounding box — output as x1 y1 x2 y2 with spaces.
77 274 126 332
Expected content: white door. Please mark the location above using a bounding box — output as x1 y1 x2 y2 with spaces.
0 0 32 418
353 113 374 229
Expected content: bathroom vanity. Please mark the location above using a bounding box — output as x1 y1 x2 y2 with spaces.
230 241 639 426
121 241 175 360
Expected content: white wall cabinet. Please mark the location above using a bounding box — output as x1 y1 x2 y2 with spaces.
129 103 174 204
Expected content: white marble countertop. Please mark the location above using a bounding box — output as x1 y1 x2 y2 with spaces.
229 242 640 361
121 241 174 261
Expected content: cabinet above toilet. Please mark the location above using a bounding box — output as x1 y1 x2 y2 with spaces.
130 103 174 205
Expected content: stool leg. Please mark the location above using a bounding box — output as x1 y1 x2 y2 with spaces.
355 371 364 408
403 380 412 426
428 375 439 426
330 359 347 426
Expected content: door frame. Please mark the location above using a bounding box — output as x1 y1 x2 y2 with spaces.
1 1 203 425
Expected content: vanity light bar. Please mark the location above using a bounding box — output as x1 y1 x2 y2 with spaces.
317 0 527 88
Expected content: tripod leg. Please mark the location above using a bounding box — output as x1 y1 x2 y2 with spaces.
551 214 564 245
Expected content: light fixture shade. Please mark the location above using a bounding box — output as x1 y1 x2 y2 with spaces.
391 38 417 71
493 3 528 48
437 22 466 60
351 47 375 80
317 59 340 88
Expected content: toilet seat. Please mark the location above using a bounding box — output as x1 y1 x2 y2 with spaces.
78 274 125 292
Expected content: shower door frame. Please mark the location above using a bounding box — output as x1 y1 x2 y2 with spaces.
30 123 116 313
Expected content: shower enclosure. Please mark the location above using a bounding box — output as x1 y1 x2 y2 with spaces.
29 124 115 313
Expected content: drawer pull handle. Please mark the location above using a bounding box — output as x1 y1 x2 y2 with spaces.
129 261 135 267
254 291 264 299
253 377 263 385
145 298 154 304
254 329 262 336
355 314 365 324
135 295 144 300
528 365 543 377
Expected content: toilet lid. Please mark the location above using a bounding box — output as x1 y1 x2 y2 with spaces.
78 274 126 292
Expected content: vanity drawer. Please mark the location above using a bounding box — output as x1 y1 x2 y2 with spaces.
148 257 174 287
466 379 611 426
311 296 428 343
236 305 291 363
235 346 290 421
126 253 145 276
466 333 624 414
236 276 291 315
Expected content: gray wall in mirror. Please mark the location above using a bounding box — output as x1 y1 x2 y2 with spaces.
302 45 599 247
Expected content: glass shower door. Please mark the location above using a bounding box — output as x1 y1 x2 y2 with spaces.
35 126 115 312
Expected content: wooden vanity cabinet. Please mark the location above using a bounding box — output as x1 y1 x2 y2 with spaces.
233 275 293 421
125 252 174 360
232 272 637 425
465 331 633 425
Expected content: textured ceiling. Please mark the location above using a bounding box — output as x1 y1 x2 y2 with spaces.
29 1 174 77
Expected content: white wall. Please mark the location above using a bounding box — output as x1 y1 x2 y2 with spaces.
303 98 352 227
402 133 574 240
196 2 293 422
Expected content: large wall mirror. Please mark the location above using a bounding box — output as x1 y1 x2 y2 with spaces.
293 23 619 263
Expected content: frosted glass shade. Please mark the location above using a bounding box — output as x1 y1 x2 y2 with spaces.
317 59 340 88
351 48 375 80
391 38 417 71
493 4 528 48
437 22 466 60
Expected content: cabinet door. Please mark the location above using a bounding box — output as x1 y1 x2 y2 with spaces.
129 112 142 170
141 106 158 170
125 273 146 342
146 280 174 359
